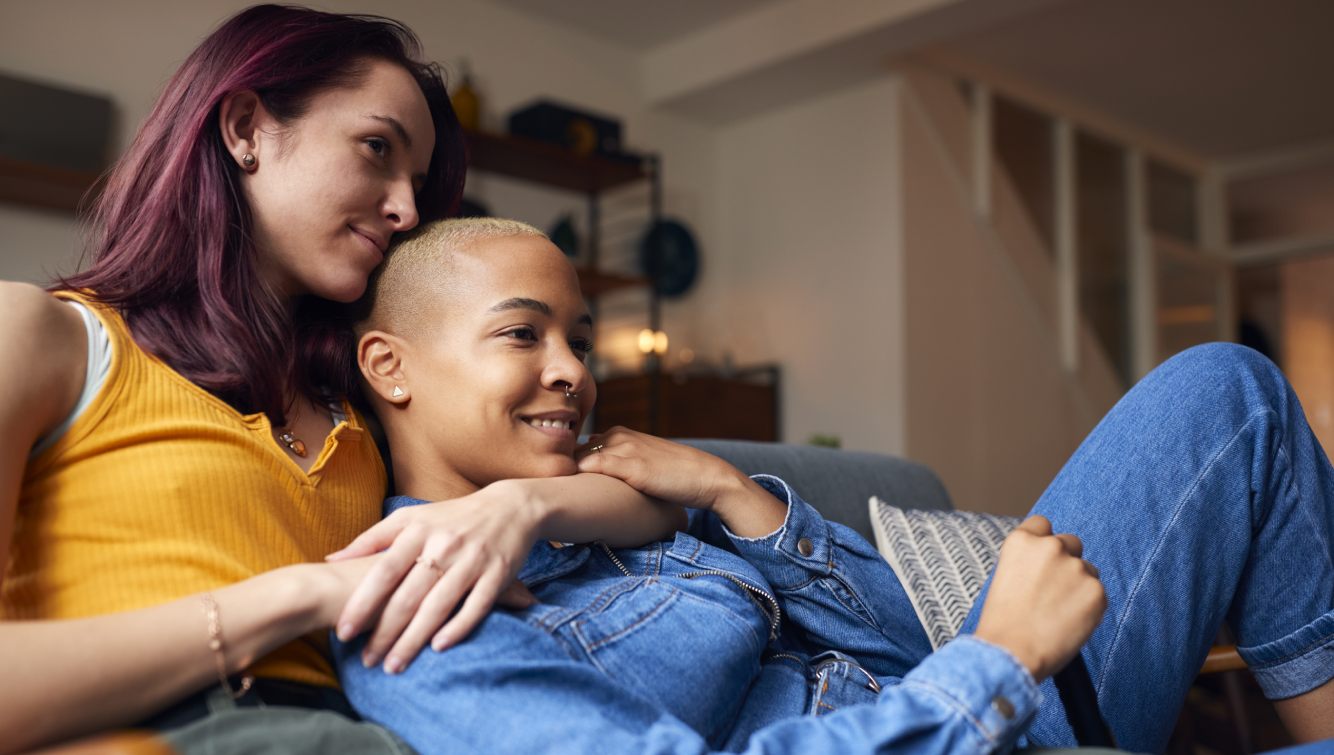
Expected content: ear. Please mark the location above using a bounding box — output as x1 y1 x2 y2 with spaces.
219 90 266 172
358 331 411 404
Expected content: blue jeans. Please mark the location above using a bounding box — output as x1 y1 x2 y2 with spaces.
335 344 1334 754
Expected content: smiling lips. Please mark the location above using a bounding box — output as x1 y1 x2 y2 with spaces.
352 226 387 257
526 418 576 431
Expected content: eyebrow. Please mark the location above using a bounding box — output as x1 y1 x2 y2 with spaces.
368 115 412 149
490 297 594 326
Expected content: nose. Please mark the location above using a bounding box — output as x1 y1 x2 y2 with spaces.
382 176 421 232
545 344 594 401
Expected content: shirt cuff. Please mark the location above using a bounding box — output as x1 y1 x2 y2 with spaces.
900 635 1041 749
721 474 836 590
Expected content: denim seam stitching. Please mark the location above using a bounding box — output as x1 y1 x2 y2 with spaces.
898 679 997 747
1279 434 1334 576
1098 407 1268 692
819 576 883 632
1244 628 1334 669
581 587 681 652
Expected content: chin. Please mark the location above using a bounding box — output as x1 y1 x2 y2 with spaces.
313 274 371 304
508 453 578 481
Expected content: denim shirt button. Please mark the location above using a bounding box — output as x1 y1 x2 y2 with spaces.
797 538 814 557
990 695 1015 719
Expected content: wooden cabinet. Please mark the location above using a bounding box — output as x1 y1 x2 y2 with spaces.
595 368 780 442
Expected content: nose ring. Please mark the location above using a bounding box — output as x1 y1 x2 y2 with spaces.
565 386 577 399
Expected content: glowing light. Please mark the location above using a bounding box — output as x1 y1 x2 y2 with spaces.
638 329 655 354
653 331 669 355
679 348 695 364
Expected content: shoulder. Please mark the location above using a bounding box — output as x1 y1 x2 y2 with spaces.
0 282 88 438
0 282 85 354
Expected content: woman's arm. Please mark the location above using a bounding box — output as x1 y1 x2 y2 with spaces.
0 557 373 754
0 283 373 754
574 428 787 537
329 474 685 673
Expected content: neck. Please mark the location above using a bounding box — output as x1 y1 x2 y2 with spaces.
390 441 479 503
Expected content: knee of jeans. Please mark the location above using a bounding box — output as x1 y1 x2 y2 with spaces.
1158 343 1286 405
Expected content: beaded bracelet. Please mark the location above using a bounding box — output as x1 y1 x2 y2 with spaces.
200 592 253 699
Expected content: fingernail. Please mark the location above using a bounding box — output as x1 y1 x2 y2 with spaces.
384 656 404 674
432 635 449 652
337 624 354 642
362 652 380 668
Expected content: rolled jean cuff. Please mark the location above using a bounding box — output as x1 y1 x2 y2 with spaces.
723 475 835 589
1238 611 1334 699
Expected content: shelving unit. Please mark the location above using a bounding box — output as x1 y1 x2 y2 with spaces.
0 156 101 213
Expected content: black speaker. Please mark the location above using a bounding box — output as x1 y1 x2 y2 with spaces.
507 100 622 159
0 72 113 174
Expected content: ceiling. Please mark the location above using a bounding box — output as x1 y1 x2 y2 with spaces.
486 0 783 49
487 0 1334 159
943 0 1334 158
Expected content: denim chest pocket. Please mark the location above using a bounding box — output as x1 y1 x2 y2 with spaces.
564 572 770 744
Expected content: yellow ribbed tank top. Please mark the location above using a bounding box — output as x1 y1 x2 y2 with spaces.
3 291 386 688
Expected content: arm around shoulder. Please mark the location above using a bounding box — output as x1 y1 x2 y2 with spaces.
0 284 379 753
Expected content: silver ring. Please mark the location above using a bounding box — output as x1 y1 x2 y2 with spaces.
565 387 577 399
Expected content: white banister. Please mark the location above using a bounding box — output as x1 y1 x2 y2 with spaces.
1126 149 1156 381
970 82 992 220
1198 170 1228 254
1054 118 1078 374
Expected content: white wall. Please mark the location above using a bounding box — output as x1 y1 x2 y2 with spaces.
0 0 719 317
694 76 906 455
0 0 912 456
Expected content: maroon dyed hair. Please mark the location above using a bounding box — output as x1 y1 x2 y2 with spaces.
56 4 465 421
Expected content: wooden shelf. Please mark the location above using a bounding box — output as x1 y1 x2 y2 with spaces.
464 129 646 194
0 156 102 213
577 269 647 298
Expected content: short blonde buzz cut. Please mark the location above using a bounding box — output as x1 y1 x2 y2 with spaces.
354 217 548 339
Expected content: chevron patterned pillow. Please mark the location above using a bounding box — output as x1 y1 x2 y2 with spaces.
868 498 1020 650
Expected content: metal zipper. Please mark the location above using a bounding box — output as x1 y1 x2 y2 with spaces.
596 542 782 640
675 569 782 640
596 541 634 577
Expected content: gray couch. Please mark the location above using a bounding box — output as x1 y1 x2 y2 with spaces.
675 439 955 540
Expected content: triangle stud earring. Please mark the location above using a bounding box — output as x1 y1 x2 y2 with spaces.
392 386 404 398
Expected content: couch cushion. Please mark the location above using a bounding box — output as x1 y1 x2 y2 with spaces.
673 439 954 543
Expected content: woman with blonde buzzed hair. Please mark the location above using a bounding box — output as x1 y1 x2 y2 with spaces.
331 216 1334 754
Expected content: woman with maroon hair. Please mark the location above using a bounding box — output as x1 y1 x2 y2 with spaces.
0 6 679 753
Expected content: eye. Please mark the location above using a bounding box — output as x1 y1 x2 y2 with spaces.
569 337 594 356
366 137 390 158
501 327 537 342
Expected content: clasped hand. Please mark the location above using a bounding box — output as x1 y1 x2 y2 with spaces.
975 516 1107 681
325 483 539 674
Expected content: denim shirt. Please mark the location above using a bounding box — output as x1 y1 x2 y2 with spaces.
342 475 1041 755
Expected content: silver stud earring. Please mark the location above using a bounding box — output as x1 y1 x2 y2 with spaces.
392 386 404 398
241 153 257 169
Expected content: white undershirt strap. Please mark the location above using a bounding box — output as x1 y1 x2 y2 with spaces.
30 301 114 459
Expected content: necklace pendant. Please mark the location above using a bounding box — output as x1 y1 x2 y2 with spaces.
279 431 308 458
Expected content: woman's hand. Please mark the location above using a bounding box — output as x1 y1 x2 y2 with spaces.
574 427 788 538
974 516 1107 681
326 483 540 673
